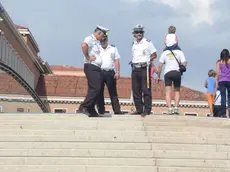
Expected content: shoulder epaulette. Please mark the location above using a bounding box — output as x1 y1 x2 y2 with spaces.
146 39 151 42
110 44 115 47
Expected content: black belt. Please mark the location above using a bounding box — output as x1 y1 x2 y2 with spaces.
102 69 114 72
132 62 147 68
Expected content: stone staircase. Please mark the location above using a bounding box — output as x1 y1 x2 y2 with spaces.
0 114 230 172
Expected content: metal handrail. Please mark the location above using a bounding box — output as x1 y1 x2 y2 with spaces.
0 31 34 89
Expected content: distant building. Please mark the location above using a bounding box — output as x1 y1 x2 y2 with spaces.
0 64 209 116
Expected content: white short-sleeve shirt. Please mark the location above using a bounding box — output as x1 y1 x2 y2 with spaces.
83 34 102 67
132 38 157 63
100 45 120 70
159 49 186 75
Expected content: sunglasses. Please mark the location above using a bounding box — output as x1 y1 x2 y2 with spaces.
101 38 108 42
134 31 144 34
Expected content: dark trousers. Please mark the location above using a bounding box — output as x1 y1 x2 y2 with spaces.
96 70 121 113
214 105 226 118
219 81 230 117
132 67 152 113
80 64 101 111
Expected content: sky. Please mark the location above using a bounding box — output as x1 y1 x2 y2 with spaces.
1 0 230 92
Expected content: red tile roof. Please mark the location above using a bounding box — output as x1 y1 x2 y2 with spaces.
0 73 206 101
15 25 28 29
50 65 83 72
36 75 206 101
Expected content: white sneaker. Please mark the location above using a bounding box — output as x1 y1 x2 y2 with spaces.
168 108 173 115
174 107 179 115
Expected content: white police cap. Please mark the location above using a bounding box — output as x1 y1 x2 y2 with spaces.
96 25 110 33
133 24 144 32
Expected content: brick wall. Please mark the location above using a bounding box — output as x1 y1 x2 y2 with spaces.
0 73 29 95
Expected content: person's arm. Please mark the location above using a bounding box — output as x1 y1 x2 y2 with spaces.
115 60 120 74
147 41 157 62
180 51 187 67
81 42 90 60
183 61 188 67
114 47 120 79
216 61 220 88
82 37 95 61
204 79 208 88
157 63 163 81
156 53 165 82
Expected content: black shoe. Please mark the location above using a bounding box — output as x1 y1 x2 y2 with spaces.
114 111 125 115
142 112 150 117
88 108 99 117
130 111 143 115
76 106 90 116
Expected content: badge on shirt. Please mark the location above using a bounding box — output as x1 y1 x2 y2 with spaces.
142 49 147 55
110 53 115 59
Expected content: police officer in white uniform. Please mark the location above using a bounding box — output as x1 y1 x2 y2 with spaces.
96 34 123 115
131 25 157 116
77 25 109 117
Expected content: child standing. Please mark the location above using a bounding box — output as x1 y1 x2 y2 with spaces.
205 69 217 117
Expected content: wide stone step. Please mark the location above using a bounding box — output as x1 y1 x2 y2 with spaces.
0 121 229 130
143 115 229 123
0 135 149 142
0 123 144 130
3 130 230 139
1 124 229 131
158 167 230 172
0 142 225 152
1 119 230 128
145 126 230 132
0 135 230 144
0 114 142 120
0 149 228 159
144 121 230 128
0 114 228 123
0 165 157 172
0 130 146 137
1 142 224 152
152 143 228 152
153 150 228 159
147 131 230 138
0 142 151 150
0 149 153 158
2 130 230 139
0 157 155 166
150 136 230 145
0 120 143 125
156 159 230 168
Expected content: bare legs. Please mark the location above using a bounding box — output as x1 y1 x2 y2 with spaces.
165 86 180 114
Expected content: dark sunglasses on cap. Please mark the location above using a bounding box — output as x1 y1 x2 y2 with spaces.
101 37 108 42
134 31 144 34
